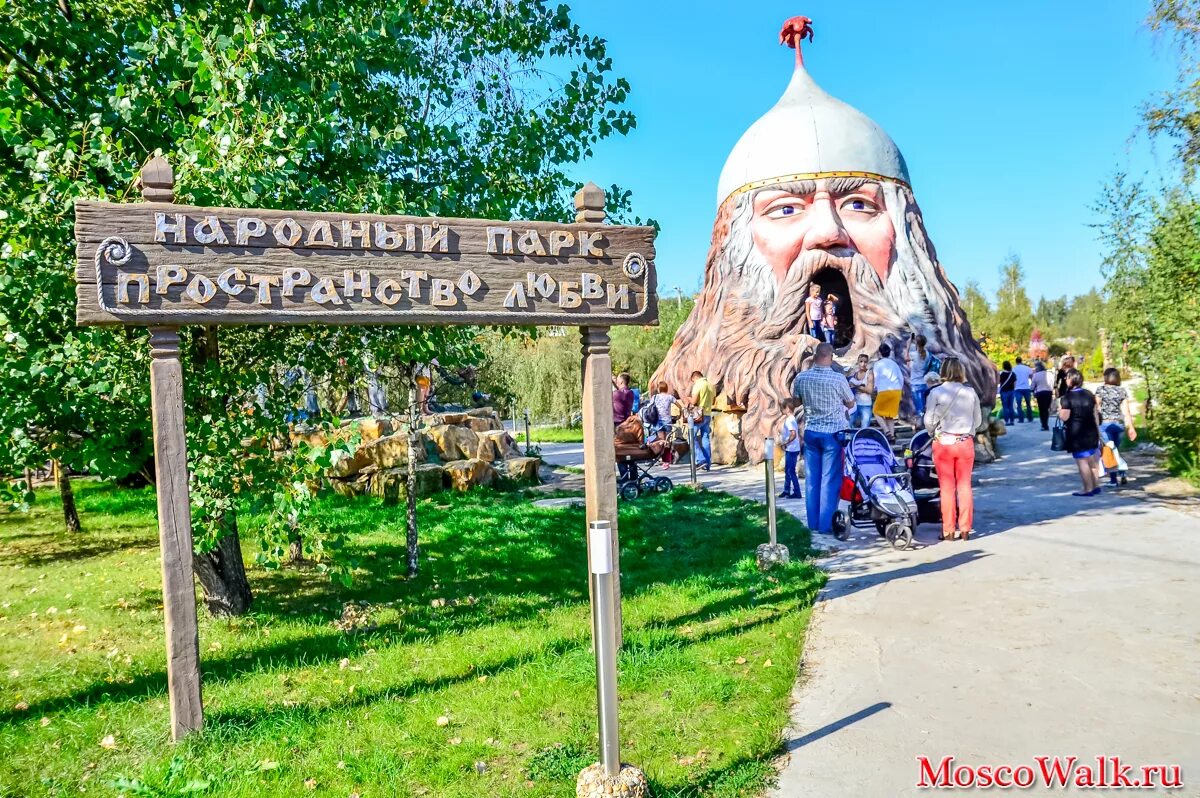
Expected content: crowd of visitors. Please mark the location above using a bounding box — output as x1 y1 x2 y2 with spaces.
608 338 1139 536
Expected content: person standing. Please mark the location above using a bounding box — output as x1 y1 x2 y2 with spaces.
1012 356 1034 423
612 373 634 428
823 292 841 345
1054 355 1075 402
791 343 856 535
688 370 716 472
871 343 904 442
847 353 875 429
1058 368 1103 496
923 357 982 541
778 398 803 499
998 360 1017 426
907 334 938 417
803 283 825 340
1095 368 1137 486
1031 360 1054 430
646 381 682 468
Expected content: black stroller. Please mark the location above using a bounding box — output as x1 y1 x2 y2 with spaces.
905 430 943 526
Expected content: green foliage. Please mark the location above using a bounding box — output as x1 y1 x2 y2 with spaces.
989 254 1034 345
0 2 640 581
1098 184 1200 469
1142 0 1200 174
609 295 695 386
476 296 694 423
0 482 823 798
1094 1 1200 471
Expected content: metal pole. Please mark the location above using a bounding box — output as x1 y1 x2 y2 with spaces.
589 520 620 776
764 436 778 547
524 408 531 450
689 422 698 486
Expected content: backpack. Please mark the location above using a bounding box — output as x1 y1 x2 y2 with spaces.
641 401 660 426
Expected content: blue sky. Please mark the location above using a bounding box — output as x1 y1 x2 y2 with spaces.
568 0 1178 303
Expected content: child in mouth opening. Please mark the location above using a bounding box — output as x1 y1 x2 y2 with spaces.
823 292 840 345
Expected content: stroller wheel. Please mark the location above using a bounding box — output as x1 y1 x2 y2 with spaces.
886 522 913 550
832 511 849 540
653 476 673 493
874 519 888 537
619 481 641 501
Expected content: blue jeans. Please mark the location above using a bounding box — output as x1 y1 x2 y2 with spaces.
823 325 836 344
809 322 823 339
783 449 802 496
1015 388 1033 421
1000 391 1016 424
912 384 930 417
1101 422 1126 479
692 417 712 469
803 430 844 534
851 404 873 429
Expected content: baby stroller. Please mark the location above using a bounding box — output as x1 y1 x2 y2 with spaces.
832 428 919 550
615 442 673 500
614 415 673 500
905 430 943 526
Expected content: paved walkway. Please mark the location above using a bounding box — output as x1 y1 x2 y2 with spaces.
541 424 1200 796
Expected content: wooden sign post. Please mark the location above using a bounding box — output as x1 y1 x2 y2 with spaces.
75 156 657 764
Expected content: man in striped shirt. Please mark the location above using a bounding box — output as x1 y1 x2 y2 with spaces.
791 343 855 535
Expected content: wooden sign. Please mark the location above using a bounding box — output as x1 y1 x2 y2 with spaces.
75 201 657 327
88 158 635 745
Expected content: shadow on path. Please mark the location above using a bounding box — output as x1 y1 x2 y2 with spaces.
784 701 892 752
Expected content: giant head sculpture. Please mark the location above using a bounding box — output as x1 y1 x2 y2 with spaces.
654 17 996 462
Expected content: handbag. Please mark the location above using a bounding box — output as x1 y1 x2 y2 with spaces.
1051 419 1067 452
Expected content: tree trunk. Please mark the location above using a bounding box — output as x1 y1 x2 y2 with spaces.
406 375 420 578
192 524 253 617
54 459 81 533
189 326 253 616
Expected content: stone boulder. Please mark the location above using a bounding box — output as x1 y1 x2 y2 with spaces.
710 411 747 465
292 417 395 450
504 456 541 484
329 431 426 478
362 463 447 504
414 463 448 494
426 424 481 461
466 415 503 433
433 411 469 425
444 458 498 492
477 430 522 462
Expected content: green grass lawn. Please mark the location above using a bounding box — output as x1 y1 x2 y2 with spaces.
527 426 585 444
0 481 823 798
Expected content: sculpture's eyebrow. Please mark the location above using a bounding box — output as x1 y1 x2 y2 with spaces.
826 177 877 194
754 180 818 198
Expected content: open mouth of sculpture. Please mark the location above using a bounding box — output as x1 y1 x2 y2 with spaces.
807 266 854 349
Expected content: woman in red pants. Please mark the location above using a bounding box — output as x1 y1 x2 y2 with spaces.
922 357 983 541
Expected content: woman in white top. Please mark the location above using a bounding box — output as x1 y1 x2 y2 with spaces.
923 357 982 541
1030 360 1055 431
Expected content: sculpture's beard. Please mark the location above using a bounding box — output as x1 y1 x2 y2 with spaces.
653 183 997 465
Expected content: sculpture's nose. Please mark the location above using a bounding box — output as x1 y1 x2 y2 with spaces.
803 195 851 251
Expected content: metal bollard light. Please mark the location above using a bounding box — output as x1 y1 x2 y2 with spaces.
523 408 531 451
763 436 778 547
588 520 621 776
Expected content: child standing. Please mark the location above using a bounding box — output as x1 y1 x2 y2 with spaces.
823 293 841 345
779 398 803 499
803 284 824 340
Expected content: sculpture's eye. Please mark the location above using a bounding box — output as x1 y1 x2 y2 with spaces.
841 197 878 214
767 203 804 219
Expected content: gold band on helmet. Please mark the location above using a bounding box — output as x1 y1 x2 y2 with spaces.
724 170 912 205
